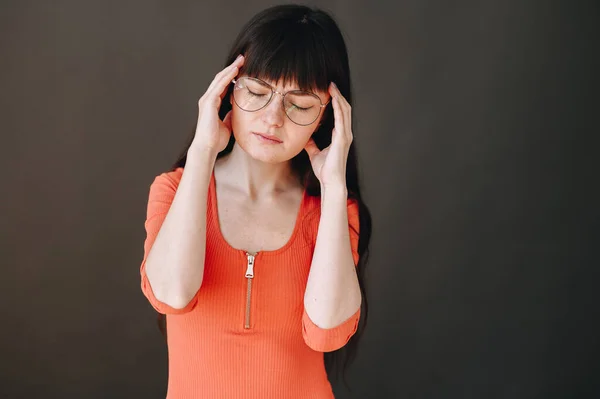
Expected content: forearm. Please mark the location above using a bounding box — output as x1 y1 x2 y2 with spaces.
144 147 216 309
304 184 362 329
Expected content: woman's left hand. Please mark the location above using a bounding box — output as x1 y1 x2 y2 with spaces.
304 82 353 189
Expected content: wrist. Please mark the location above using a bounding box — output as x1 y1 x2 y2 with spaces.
320 182 348 198
187 144 218 167
188 143 219 161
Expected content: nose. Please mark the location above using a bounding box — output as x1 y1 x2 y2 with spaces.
260 92 286 127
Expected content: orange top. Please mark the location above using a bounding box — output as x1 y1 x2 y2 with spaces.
140 167 361 399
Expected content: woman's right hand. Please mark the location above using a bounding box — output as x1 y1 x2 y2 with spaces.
191 54 245 154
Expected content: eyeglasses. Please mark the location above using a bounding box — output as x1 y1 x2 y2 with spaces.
231 76 330 126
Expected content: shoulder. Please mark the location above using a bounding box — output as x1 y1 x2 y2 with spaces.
149 167 184 192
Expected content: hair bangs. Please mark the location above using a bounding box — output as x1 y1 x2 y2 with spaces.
240 22 331 94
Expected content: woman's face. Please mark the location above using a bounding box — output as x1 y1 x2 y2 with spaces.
229 76 330 164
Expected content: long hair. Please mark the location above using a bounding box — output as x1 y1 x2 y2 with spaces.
156 4 372 391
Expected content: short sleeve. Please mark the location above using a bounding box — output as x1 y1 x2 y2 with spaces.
302 307 361 352
139 169 199 315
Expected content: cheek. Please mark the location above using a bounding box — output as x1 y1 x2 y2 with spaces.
279 127 316 159
289 128 314 148
231 107 249 140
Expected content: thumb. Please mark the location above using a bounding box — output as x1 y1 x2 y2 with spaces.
222 110 233 132
304 137 320 159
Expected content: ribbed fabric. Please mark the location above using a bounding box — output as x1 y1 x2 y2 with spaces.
140 167 361 399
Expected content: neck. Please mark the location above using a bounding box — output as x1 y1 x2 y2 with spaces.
215 142 300 201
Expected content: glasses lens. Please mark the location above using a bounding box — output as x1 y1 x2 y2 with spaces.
284 92 322 125
233 77 322 125
233 77 272 111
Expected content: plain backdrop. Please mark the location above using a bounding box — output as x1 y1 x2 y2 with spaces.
1 0 598 398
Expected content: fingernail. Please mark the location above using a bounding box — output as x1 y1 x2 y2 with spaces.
236 54 243 60
331 82 337 88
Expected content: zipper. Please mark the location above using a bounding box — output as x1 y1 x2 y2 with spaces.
244 252 257 329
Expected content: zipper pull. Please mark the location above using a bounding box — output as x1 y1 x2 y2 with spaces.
245 252 256 278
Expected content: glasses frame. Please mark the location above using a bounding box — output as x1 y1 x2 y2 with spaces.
231 76 330 126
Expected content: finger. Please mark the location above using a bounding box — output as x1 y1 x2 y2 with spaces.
329 82 351 123
329 82 351 109
206 63 237 95
206 65 241 108
341 101 352 142
330 84 345 124
217 55 245 83
332 95 346 143
304 138 320 159
229 54 245 68
218 77 233 104
329 83 352 143
207 55 245 98
212 57 244 97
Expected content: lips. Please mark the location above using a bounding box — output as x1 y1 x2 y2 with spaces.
253 132 283 143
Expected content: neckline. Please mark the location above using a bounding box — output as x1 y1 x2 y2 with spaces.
209 168 307 257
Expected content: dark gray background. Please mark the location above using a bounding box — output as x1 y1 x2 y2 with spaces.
1 0 597 398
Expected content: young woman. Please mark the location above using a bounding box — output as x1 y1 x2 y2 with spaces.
139 4 372 398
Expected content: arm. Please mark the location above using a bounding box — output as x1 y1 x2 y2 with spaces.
302 184 362 352
140 147 216 314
